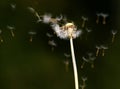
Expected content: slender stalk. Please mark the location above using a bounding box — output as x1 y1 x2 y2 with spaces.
70 37 79 89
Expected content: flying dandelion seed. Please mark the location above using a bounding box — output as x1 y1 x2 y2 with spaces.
111 30 117 43
81 77 87 85
10 3 16 10
89 56 96 68
101 13 109 24
0 30 3 43
28 31 37 42
7 25 15 37
27 7 42 22
63 59 70 72
80 84 86 89
95 45 101 56
64 53 71 58
81 56 89 69
85 28 92 40
81 16 88 28
42 13 52 24
64 53 71 72
46 32 53 38
96 13 101 24
101 45 108 56
48 40 57 51
51 22 81 89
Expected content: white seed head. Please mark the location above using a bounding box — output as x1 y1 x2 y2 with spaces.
10 3 16 9
86 28 92 33
51 22 81 39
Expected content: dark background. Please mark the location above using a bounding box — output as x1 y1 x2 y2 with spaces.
0 0 120 89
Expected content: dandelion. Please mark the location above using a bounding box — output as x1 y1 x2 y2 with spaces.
101 45 108 56
0 29 3 43
48 40 57 51
96 13 101 24
28 31 37 42
111 30 117 43
81 16 88 28
101 13 109 24
52 22 82 89
7 25 15 37
95 45 101 56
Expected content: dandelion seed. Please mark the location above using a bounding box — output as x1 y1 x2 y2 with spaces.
101 13 109 24
48 40 57 51
63 59 70 72
96 13 101 24
85 28 92 40
51 22 80 89
95 45 101 56
46 32 53 38
27 7 42 22
10 3 16 10
0 30 3 43
81 16 88 28
7 25 15 37
81 56 89 69
111 30 117 43
28 31 37 42
27 7 36 13
101 45 108 56
81 77 87 85
80 84 86 89
42 13 52 24
89 56 96 68
64 53 71 58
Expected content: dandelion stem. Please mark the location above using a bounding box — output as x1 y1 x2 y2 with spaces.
70 37 79 89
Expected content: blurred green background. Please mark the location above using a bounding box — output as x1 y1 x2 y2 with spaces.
0 0 120 89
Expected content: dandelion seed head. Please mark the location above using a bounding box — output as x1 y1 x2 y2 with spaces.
10 3 16 9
